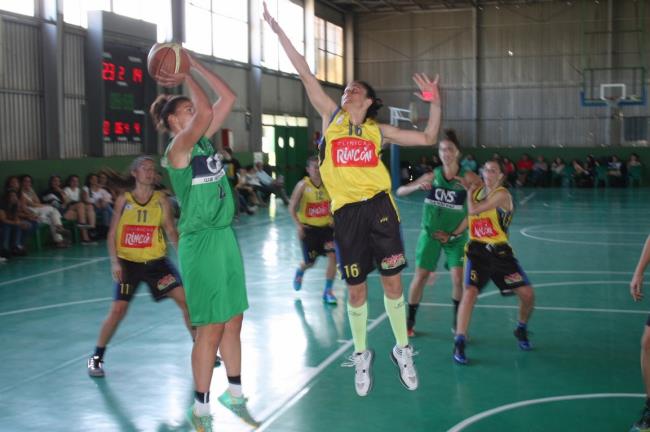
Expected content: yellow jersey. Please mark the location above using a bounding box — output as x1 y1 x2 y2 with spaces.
320 109 391 212
468 186 512 245
297 177 332 227
116 191 167 262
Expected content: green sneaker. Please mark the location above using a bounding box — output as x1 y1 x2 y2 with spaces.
631 407 650 432
186 406 213 432
218 390 260 427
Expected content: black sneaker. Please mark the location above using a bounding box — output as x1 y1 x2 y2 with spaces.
87 355 105 377
453 338 467 365
514 326 532 350
631 407 650 432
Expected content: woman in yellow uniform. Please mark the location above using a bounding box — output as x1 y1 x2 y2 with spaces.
289 156 337 304
87 156 191 377
453 159 536 365
264 3 441 396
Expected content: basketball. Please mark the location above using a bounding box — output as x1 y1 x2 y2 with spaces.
147 43 190 80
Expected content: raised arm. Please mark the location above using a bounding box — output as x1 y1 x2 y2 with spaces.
164 73 214 169
263 2 337 120
187 54 237 139
395 172 434 197
380 73 441 147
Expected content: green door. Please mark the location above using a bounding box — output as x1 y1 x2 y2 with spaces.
274 126 309 195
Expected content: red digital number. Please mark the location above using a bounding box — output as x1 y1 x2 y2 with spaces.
103 120 110 136
132 68 143 84
133 122 141 135
114 122 124 135
102 62 115 81
118 66 126 81
123 123 130 134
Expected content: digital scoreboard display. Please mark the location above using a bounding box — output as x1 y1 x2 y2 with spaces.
102 44 146 145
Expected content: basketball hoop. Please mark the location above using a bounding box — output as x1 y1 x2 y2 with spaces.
388 106 417 128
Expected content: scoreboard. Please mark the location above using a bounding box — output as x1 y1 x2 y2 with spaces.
101 44 146 145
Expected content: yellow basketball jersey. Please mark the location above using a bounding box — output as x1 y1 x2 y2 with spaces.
320 109 391 212
468 186 512 244
297 177 332 227
116 191 167 262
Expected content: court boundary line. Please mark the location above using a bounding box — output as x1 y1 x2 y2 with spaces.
0 276 636 317
256 313 388 431
420 302 647 315
0 257 108 288
446 393 644 432
520 225 644 246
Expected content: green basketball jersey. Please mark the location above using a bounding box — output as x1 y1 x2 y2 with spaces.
421 166 468 233
164 137 234 235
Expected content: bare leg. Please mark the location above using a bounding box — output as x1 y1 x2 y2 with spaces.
455 286 479 337
325 253 336 280
641 326 650 398
220 314 243 378
515 285 535 324
166 286 194 339
193 323 225 393
407 267 430 305
96 300 130 347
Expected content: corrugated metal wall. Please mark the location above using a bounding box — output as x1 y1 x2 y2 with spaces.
356 0 650 147
63 30 85 158
0 17 43 160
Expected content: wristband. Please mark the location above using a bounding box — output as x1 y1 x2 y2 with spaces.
422 91 435 102
448 233 459 242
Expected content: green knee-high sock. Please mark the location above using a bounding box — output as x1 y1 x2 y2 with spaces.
347 302 368 353
384 295 408 347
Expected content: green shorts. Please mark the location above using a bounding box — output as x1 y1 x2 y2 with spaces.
415 229 466 272
178 226 248 326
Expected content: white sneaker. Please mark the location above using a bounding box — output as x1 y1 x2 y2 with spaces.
390 345 418 390
342 349 374 396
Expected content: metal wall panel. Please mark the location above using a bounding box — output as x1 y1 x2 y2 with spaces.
356 0 649 148
0 19 43 160
0 93 43 160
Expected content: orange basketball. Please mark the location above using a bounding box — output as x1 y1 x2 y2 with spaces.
147 43 190 80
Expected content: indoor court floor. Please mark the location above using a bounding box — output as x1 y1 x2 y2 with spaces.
0 187 648 431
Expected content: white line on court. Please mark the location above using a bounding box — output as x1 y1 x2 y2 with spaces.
0 257 108 288
518 192 536 205
0 319 165 394
256 313 388 431
1 274 636 317
0 293 149 317
446 393 644 432
520 226 644 246
421 302 647 315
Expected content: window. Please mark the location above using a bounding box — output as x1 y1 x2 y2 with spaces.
63 0 172 42
0 0 34 16
185 0 248 63
262 0 304 74
315 17 343 85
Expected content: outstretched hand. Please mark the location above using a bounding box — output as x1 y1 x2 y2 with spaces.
413 73 440 104
263 2 280 34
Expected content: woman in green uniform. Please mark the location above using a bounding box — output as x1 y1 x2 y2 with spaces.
150 51 248 431
396 130 479 337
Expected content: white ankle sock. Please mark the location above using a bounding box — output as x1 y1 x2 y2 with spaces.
229 383 243 398
194 401 210 416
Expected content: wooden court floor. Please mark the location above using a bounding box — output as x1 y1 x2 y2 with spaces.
0 187 648 431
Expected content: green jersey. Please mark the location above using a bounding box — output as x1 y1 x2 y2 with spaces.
164 137 234 235
421 166 468 234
